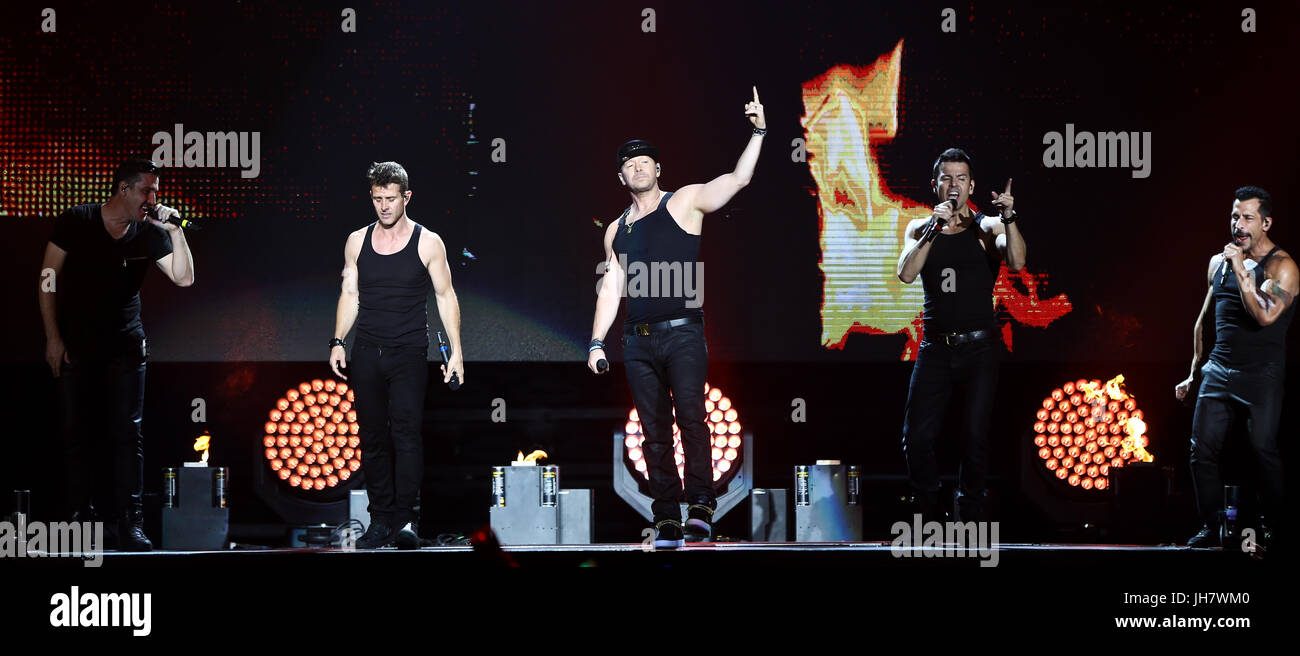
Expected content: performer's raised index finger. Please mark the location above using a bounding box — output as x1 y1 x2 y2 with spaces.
753 86 760 103
1005 178 1013 194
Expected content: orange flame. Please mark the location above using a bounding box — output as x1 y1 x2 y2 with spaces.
193 432 211 464
513 450 548 465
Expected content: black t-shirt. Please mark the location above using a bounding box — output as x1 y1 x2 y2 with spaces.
50 204 173 354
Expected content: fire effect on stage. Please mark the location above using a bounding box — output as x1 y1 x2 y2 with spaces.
1032 374 1154 491
800 41 1073 359
261 379 361 492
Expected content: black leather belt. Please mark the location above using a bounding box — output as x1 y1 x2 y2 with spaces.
931 328 994 348
625 316 703 336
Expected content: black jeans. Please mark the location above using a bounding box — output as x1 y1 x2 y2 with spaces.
1189 359 1285 526
351 341 428 527
623 321 714 522
58 341 148 519
901 336 1001 513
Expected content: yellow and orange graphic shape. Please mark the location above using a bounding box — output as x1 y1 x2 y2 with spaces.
801 41 1072 359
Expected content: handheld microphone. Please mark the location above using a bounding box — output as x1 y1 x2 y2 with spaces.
147 207 200 230
436 331 461 390
597 358 608 373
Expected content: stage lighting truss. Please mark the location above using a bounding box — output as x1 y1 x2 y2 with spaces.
1031 374 1154 492
262 379 361 492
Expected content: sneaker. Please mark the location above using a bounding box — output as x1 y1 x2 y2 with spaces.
117 509 153 552
395 522 420 550
356 521 397 549
653 520 684 549
683 504 713 543
1187 525 1220 548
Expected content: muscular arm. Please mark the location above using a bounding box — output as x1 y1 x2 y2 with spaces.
1238 256 1298 327
591 222 625 344
993 219 1027 271
334 231 363 341
1188 256 1218 378
424 230 463 364
679 133 764 219
897 218 936 284
155 227 195 287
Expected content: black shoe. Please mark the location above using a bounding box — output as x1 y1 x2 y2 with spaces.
653 520 684 549
683 504 713 543
117 510 153 552
1187 525 1220 548
356 521 397 549
395 522 420 550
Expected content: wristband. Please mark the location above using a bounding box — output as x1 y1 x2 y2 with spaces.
589 339 605 352
1000 210 1017 225
328 337 346 349
752 127 767 136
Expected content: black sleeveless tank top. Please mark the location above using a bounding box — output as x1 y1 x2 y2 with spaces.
1210 245 1293 368
611 191 705 325
919 215 998 335
356 222 431 348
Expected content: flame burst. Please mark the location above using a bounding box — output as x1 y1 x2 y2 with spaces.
1031 374 1154 491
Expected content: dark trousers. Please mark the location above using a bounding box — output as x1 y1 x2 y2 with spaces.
623 321 715 522
58 344 148 519
1189 359 1286 527
901 336 1000 515
351 341 428 527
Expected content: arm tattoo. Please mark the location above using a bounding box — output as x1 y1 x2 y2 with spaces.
1264 281 1294 308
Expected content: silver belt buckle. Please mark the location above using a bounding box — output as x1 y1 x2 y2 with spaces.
636 324 651 336
944 333 958 347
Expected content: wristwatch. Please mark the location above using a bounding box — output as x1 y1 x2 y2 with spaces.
328 337 346 349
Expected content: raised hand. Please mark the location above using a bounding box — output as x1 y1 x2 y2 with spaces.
990 178 1014 218
744 86 766 130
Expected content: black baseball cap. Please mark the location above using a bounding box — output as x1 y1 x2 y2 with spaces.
616 140 659 170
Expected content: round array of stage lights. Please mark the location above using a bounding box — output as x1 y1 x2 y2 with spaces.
262 379 361 491
1031 375 1154 491
624 383 742 484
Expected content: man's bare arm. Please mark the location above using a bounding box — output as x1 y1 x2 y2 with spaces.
425 230 464 384
39 242 70 376
1176 255 1218 400
680 87 766 218
1241 257 1298 327
329 231 362 378
589 223 625 373
897 218 935 284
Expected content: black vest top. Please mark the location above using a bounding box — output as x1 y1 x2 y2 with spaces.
919 215 998 335
356 223 431 348
1210 245 1293 368
611 192 705 325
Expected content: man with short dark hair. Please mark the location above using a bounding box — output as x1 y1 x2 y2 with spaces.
1176 186 1295 548
330 161 463 549
39 158 196 551
896 148 1026 522
588 88 765 548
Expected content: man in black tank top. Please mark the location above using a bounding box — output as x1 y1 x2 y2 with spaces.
328 162 464 549
587 88 766 548
1175 187 1296 549
895 148 1027 522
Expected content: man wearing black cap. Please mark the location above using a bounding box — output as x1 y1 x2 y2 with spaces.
587 88 766 548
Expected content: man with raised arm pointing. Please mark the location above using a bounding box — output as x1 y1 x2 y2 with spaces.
896 148 1025 523
588 88 766 548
